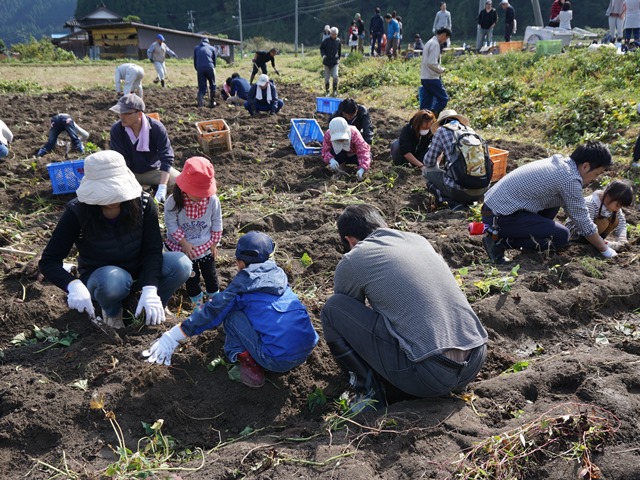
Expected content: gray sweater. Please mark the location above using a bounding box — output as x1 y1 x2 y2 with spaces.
164 194 223 255
420 36 445 80
334 228 487 362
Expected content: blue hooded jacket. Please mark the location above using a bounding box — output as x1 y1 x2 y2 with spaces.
180 260 318 361
194 38 216 71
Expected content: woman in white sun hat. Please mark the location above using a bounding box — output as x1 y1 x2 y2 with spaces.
39 150 191 329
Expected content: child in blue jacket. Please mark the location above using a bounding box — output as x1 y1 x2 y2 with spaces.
143 231 319 387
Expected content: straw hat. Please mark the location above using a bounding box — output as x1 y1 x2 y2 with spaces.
76 151 142 205
430 109 470 134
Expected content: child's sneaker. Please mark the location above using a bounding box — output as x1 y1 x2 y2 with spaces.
237 351 265 388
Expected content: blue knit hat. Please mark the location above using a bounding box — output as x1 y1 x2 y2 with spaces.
235 231 275 265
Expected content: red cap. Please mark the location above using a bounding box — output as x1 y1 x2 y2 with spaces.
176 157 217 198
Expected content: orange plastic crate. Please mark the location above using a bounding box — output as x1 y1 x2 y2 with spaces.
489 147 509 182
195 119 232 154
498 41 523 53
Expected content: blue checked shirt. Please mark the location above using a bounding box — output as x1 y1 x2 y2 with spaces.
423 125 464 190
484 155 598 238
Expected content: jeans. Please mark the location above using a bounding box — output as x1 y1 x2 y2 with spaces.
624 27 640 42
420 78 449 113
196 67 216 97
0 143 8 159
153 61 167 80
321 294 487 397
243 99 284 114
425 169 487 205
358 33 365 53
481 207 570 251
371 32 383 55
42 114 84 154
86 251 192 317
323 65 339 84
223 310 308 372
476 27 494 50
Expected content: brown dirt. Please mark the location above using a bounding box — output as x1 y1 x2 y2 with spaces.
0 85 639 479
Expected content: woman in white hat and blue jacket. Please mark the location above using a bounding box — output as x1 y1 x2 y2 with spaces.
39 151 192 329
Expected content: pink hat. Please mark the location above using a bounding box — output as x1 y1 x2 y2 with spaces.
176 157 217 198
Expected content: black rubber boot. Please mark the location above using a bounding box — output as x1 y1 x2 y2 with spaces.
161 79 165 88
197 94 204 108
332 80 338 96
325 83 330 96
327 339 387 414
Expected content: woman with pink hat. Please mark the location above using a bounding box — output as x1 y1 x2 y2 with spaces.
164 157 223 310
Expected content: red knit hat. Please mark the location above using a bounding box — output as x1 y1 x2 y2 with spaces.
176 157 217 198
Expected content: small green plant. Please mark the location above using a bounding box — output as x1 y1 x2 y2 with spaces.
501 360 529 375
300 252 313 267
473 264 520 298
89 393 204 478
580 257 604 279
84 141 100 154
11 325 78 353
307 387 327 412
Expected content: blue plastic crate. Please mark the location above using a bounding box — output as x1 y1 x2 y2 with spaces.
46 159 85 194
316 97 342 114
289 119 324 156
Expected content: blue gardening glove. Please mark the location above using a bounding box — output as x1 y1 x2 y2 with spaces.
328 158 340 171
67 279 95 319
135 286 165 325
356 168 365 181
155 184 167 203
142 325 186 366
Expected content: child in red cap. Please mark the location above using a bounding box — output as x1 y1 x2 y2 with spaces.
164 157 222 310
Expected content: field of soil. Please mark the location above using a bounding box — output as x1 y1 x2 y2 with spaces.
0 84 639 479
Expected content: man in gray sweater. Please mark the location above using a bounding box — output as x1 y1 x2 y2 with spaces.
420 27 451 116
321 204 488 414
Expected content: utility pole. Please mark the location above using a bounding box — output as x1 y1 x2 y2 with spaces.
295 0 298 56
238 0 244 59
187 10 196 33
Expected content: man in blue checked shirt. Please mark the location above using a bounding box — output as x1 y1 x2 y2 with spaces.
481 141 617 264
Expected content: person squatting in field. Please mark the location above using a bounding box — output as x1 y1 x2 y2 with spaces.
39 150 191 329
143 231 319 389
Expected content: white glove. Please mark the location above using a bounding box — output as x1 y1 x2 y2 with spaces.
142 324 186 366
356 168 365 181
67 279 95 318
155 184 167 203
601 247 618 258
135 286 165 325
328 158 340 171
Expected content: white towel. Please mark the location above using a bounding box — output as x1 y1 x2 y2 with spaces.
256 85 272 103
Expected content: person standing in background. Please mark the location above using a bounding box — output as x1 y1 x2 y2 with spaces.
193 37 217 108
476 0 498 51
147 34 177 88
500 0 516 42
369 7 385 56
606 0 626 42
355 13 366 53
420 28 451 116
433 2 452 48
320 27 342 96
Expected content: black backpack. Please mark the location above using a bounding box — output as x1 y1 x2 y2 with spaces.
444 124 493 189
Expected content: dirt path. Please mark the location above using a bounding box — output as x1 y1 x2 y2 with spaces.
0 86 638 479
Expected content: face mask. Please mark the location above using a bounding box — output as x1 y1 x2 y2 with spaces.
419 129 430 136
